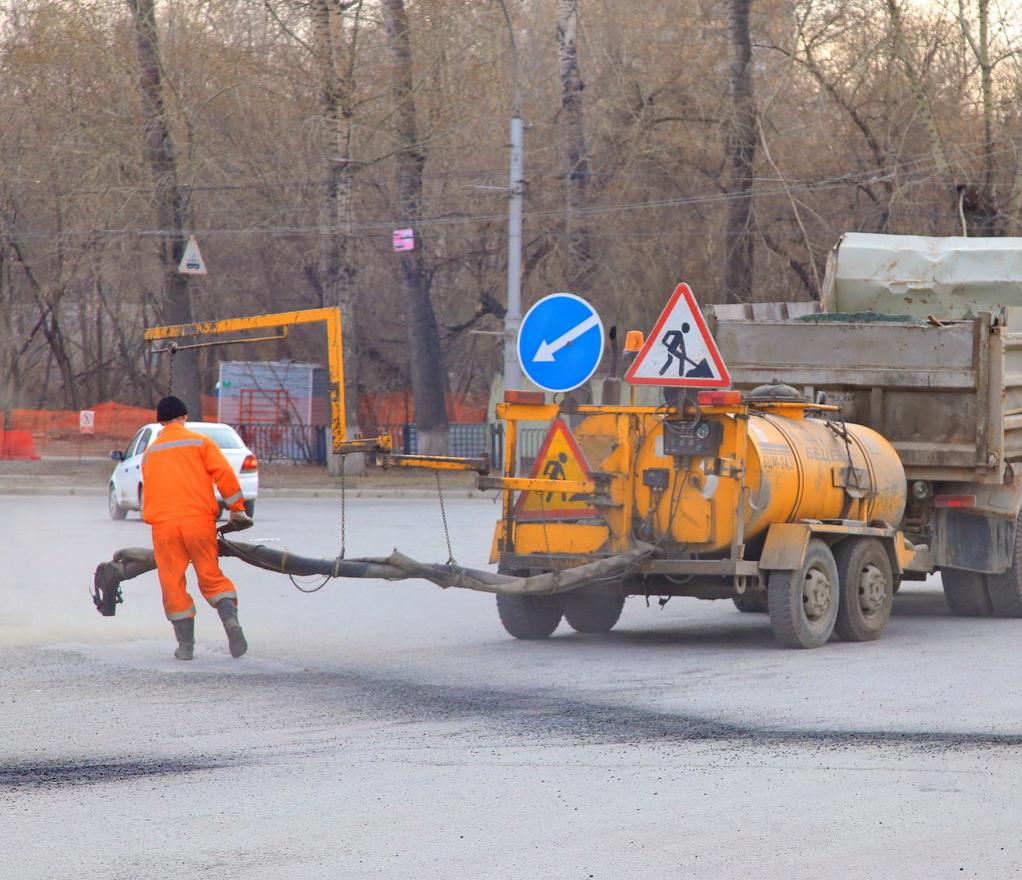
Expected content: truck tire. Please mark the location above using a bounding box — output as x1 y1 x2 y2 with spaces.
733 592 768 613
563 593 625 633
942 569 993 617
496 594 563 640
833 538 894 641
767 539 839 649
108 484 127 521
986 511 1022 616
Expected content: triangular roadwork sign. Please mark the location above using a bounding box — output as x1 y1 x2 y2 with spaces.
625 283 731 388
514 418 599 521
178 235 208 275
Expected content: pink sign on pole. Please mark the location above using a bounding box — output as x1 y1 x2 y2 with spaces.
392 228 415 252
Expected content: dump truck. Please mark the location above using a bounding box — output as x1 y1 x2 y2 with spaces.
92 233 1022 651
707 233 1022 622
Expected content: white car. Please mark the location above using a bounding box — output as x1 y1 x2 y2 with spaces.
108 422 259 520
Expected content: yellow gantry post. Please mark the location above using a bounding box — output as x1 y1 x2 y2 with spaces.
144 307 348 452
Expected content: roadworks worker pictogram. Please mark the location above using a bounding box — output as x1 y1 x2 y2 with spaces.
514 418 599 521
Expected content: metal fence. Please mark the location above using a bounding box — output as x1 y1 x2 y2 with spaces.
373 423 499 463
238 421 504 468
237 424 328 465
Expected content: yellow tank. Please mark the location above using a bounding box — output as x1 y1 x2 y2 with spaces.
622 402 907 554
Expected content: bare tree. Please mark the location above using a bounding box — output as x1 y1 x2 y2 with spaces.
724 0 757 303
957 0 1000 233
380 0 449 454
313 0 365 466
127 0 201 415
557 0 594 296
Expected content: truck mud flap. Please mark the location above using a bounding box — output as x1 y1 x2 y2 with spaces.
932 508 1015 574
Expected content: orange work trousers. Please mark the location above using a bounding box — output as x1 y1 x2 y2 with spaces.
151 516 238 621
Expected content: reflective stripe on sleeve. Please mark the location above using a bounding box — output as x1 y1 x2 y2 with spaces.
222 491 244 506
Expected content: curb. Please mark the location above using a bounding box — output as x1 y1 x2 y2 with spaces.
0 485 495 501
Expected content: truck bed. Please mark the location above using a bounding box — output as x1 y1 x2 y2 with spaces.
710 305 1022 484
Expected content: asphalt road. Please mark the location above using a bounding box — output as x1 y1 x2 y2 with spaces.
2 495 1021 879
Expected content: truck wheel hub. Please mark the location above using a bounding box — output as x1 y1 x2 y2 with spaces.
803 568 832 620
858 563 887 618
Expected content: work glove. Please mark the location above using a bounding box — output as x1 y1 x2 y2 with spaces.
228 509 254 530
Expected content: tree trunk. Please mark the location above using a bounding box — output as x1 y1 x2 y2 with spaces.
381 0 449 455
724 0 756 304
127 0 201 417
557 0 594 296
313 0 365 472
958 0 999 234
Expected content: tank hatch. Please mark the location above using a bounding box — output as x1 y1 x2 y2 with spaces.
747 380 807 402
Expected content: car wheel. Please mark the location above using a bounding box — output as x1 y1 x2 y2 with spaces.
108 484 127 521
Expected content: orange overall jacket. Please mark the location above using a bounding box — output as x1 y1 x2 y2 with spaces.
141 423 245 523
141 422 246 620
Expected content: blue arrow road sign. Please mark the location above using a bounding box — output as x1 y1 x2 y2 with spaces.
517 293 604 393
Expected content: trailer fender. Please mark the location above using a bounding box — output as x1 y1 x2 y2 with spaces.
759 523 812 571
759 522 906 574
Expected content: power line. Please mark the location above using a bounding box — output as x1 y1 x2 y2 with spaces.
2 141 1016 244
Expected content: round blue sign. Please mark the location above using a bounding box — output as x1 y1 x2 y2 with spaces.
517 293 604 393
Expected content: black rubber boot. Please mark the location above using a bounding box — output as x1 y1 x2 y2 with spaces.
172 618 194 661
216 599 248 658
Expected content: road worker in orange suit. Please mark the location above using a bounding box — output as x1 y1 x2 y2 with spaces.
142 395 253 660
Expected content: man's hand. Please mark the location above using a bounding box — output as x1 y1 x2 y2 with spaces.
228 509 254 530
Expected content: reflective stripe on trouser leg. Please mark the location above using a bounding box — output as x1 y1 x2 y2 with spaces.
177 516 239 608
206 591 238 606
152 521 198 621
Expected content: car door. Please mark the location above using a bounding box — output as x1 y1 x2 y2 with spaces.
113 429 145 504
125 427 153 509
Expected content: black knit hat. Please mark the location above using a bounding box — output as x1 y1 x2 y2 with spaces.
156 395 188 423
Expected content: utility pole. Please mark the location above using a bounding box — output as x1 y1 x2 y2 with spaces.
498 0 524 390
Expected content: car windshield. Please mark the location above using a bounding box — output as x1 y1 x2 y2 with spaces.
188 424 244 449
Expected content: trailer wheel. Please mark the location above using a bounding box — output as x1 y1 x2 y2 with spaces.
986 510 1022 617
833 538 894 641
496 594 563 640
941 569 993 617
767 539 839 649
563 593 625 633
733 592 768 613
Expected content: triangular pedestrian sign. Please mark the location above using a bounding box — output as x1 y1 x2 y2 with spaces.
514 418 599 521
178 235 208 275
625 283 730 388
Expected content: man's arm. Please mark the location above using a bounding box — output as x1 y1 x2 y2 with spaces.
201 439 246 512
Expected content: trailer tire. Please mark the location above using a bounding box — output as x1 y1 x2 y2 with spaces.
733 592 768 613
987 511 1022 617
564 593 625 633
833 538 894 641
941 569 993 617
496 594 563 640
767 539 839 649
